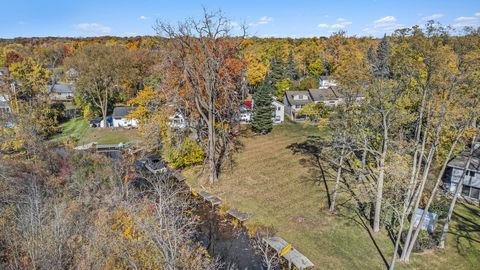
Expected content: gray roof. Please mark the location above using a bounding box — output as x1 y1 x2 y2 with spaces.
447 149 480 172
48 83 75 94
285 91 312 106
112 106 136 118
0 67 8 77
308 88 338 101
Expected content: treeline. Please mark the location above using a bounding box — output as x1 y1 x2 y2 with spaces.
318 25 480 268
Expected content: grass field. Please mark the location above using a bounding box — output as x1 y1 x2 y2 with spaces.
185 119 480 270
53 117 140 145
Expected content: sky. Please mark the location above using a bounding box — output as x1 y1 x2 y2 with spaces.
1 0 479 38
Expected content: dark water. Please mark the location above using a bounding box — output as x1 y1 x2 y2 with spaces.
194 201 265 269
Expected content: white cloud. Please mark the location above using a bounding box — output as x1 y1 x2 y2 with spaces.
257 16 273 25
374 16 397 28
422 13 444 21
249 16 273 26
317 17 352 30
139 15 148 20
75 23 111 34
363 16 403 35
475 12 480 17
453 16 480 27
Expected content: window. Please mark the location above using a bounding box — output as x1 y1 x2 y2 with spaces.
471 187 480 200
462 185 470 197
468 171 475 177
277 107 281 111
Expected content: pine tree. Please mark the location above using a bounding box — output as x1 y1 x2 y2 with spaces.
268 57 285 86
252 77 274 134
284 50 298 80
369 35 391 79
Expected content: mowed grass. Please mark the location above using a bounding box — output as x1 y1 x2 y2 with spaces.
184 120 480 269
53 117 140 145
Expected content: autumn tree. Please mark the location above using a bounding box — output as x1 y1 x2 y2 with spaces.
66 45 134 127
155 9 245 183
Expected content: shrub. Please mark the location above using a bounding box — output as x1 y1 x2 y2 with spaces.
164 139 205 168
429 198 449 219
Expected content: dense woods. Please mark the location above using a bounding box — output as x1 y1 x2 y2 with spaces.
1 9 480 269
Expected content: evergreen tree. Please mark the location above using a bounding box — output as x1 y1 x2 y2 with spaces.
267 57 285 86
252 77 274 134
369 35 391 78
284 50 299 80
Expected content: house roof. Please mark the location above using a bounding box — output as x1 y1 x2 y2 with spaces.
0 100 9 108
285 91 312 106
48 83 75 94
448 149 480 172
0 67 8 77
112 106 136 118
308 88 338 101
272 99 284 107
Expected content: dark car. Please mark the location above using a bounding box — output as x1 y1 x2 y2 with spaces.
89 117 102 127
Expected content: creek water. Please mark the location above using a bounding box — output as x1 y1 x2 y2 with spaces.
193 201 265 269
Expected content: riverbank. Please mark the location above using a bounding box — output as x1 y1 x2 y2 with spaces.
184 121 480 269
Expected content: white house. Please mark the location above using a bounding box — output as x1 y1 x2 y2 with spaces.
319 76 337 88
48 83 75 101
169 112 187 129
239 103 252 123
0 95 11 115
443 145 480 201
272 99 284 124
112 106 138 128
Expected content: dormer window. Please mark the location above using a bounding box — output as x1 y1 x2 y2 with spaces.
293 94 307 100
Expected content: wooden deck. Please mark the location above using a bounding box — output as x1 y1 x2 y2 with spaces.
198 190 222 206
227 208 253 222
264 236 314 270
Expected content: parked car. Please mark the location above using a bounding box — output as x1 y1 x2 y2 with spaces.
89 117 102 127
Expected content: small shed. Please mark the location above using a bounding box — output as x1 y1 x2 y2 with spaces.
413 208 438 233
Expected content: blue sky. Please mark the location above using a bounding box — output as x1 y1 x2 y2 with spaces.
1 0 479 38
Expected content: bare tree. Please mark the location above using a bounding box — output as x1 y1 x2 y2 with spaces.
155 9 245 183
251 230 279 270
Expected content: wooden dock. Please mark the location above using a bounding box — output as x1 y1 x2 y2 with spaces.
198 191 222 206
263 236 314 270
227 208 252 222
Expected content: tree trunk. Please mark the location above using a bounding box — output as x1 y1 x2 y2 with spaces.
330 146 345 212
373 113 388 233
400 144 436 260
208 95 217 184
403 134 461 261
401 99 448 261
439 134 477 249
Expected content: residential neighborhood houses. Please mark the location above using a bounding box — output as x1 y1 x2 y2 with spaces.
1 3 480 269
444 142 480 201
240 97 285 124
284 77 364 121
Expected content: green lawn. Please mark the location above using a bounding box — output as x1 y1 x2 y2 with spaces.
184 120 480 270
53 117 140 145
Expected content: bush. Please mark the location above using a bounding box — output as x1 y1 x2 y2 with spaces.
416 230 436 252
164 139 205 168
402 230 435 253
429 198 449 219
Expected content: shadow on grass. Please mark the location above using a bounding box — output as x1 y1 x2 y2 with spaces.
287 136 390 269
450 203 480 255
287 136 333 208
